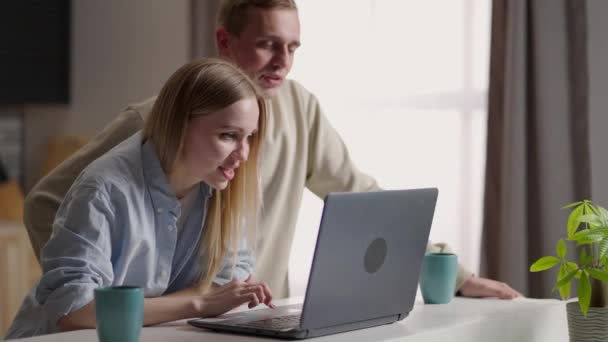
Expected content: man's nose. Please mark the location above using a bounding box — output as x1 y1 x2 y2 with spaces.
272 46 289 68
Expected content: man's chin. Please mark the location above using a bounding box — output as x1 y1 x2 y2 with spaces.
257 78 284 97
260 86 281 97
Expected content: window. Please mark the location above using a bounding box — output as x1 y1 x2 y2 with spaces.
288 0 491 295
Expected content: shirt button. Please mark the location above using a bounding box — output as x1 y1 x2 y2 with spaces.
156 208 163 214
160 270 168 278
168 225 175 231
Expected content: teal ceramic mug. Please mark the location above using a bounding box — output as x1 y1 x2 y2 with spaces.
95 286 144 342
419 253 458 304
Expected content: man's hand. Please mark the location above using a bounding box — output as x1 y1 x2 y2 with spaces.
458 276 522 299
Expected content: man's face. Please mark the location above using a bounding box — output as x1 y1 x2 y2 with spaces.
218 7 301 96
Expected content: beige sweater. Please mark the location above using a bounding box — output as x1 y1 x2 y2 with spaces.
24 79 472 298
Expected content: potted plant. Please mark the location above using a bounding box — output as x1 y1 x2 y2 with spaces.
530 200 608 342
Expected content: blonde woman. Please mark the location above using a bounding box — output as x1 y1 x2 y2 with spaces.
6 58 271 339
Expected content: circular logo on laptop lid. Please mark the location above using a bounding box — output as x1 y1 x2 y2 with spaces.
364 237 388 274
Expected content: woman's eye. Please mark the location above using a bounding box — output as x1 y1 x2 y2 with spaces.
220 133 238 141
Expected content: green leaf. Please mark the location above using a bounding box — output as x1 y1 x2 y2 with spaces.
580 237 605 246
564 262 581 278
557 264 571 299
599 239 608 261
600 255 608 271
578 271 591 317
566 262 579 271
581 248 591 267
568 204 586 237
597 206 608 227
563 201 584 209
577 214 603 228
569 228 608 244
554 268 579 290
588 203 600 216
587 268 608 282
530 256 560 272
556 239 566 259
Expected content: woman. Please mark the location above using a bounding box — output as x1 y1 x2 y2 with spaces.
6 58 271 339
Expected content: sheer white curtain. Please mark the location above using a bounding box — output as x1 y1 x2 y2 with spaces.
288 0 491 295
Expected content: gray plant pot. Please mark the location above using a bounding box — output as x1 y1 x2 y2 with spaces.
567 302 608 342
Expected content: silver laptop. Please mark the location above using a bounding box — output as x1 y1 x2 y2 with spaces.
188 188 438 339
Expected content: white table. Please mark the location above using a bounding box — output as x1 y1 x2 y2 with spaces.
12 297 569 341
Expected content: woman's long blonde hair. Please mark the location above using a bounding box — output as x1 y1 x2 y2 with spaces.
143 58 266 293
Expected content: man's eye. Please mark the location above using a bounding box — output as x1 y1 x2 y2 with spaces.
258 41 273 49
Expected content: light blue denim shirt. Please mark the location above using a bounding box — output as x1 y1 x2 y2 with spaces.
6 132 254 339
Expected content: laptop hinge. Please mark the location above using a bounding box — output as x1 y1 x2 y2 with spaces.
302 314 400 337
318 313 403 329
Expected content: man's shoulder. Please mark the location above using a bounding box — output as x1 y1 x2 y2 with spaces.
124 96 156 120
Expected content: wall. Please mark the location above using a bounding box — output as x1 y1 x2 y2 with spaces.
22 0 191 191
588 0 608 204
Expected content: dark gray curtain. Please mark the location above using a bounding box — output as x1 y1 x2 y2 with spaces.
190 0 222 59
481 0 591 298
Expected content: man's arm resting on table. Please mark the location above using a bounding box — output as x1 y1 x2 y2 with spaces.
458 276 522 299
429 242 522 299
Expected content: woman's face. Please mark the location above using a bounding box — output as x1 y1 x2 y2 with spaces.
178 97 260 190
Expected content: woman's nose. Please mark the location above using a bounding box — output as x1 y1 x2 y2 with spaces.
233 140 250 161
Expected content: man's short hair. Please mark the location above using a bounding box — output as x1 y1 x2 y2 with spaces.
217 0 298 36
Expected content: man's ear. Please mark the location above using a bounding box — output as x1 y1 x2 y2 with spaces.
215 27 231 57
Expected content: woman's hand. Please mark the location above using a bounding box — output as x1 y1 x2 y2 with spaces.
196 275 275 318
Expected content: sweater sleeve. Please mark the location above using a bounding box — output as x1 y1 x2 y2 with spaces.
304 94 381 197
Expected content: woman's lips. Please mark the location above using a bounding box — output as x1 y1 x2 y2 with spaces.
219 167 235 181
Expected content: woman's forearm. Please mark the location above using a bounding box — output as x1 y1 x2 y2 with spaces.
142 294 200 325
58 291 201 331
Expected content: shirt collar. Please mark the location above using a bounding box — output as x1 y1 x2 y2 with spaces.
141 138 180 214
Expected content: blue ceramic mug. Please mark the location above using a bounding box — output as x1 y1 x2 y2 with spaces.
95 286 144 342
420 253 458 304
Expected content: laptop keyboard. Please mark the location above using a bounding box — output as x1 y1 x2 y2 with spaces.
239 314 301 330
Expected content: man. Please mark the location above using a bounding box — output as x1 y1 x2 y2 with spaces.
24 0 520 300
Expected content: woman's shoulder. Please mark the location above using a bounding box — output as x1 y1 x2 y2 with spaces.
76 132 145 193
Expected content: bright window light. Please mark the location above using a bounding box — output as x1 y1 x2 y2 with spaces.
288 0 491 295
